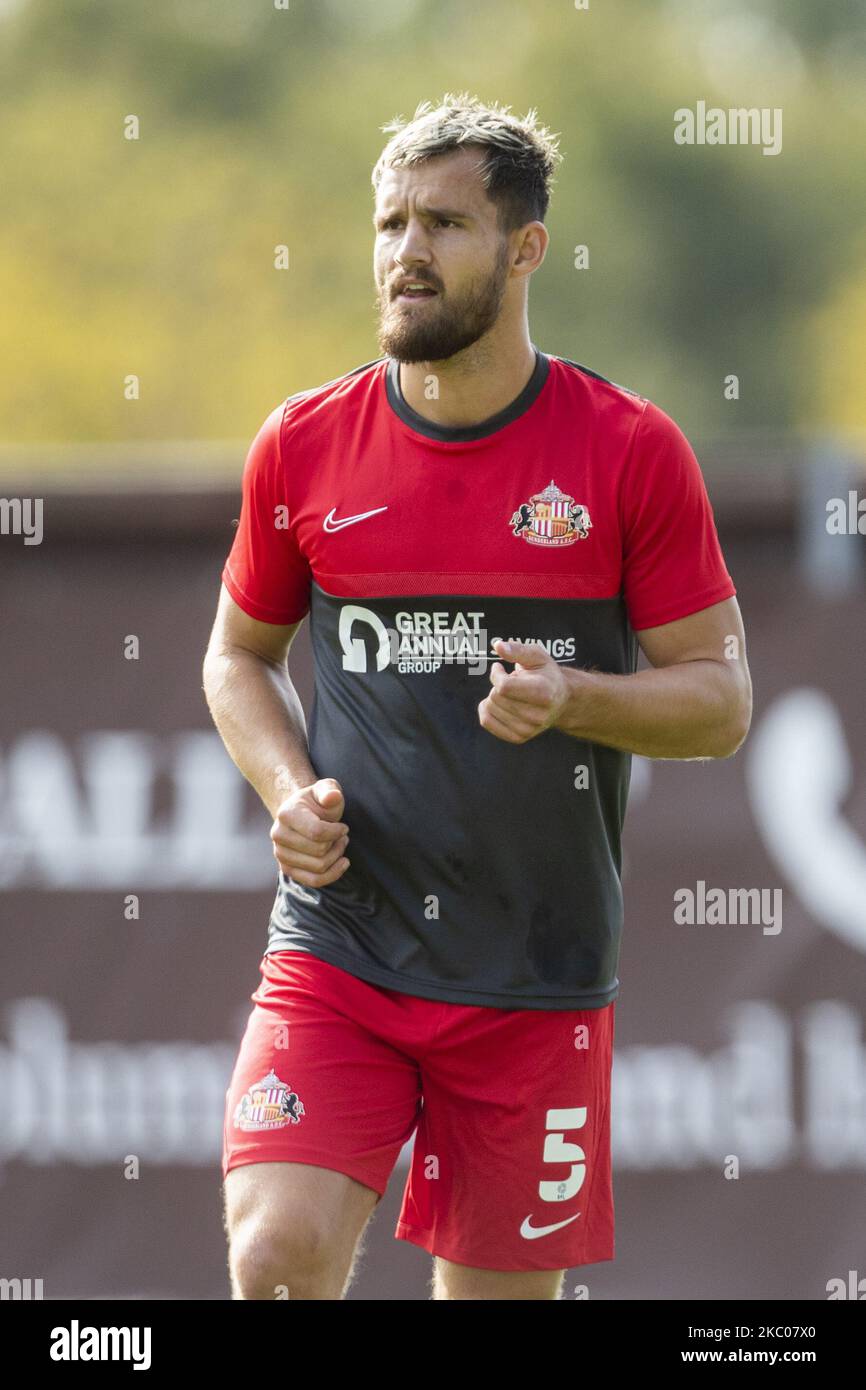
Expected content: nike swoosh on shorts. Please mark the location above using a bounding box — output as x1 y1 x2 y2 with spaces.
519 1213 581 1240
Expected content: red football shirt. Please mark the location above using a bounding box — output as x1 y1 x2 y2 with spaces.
221 349 735 1008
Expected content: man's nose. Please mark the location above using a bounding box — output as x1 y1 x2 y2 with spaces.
394 218 432 265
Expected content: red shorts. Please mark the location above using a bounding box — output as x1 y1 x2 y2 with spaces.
222 949 615 1273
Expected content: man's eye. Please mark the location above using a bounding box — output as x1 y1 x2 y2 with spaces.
379 217 456 230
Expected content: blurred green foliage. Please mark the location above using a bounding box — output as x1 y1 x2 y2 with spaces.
0 0 864 452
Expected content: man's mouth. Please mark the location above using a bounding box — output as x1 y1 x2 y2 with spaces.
394 281 438 301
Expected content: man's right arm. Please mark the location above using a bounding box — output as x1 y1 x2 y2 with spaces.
202 583 350 886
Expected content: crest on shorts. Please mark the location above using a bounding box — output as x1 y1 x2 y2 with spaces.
233 1069 305 1131
509 480 592 547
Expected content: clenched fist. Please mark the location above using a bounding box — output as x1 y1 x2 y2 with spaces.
270 777 351 887
478 638 573 744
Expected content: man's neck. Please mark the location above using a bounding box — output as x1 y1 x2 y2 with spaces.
396 335 538 430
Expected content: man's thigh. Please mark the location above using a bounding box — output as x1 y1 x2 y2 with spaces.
221 951 425 1294
224 1160 380 1297
224 1159 379 1240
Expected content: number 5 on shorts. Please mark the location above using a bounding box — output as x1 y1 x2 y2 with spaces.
539 1107 587 1202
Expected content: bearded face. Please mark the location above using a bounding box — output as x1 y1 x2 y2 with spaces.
375 233 512 364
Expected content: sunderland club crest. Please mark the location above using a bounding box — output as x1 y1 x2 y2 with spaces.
233 1069 306 1131
509 480 592 547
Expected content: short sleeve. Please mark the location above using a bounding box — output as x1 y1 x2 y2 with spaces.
221 403 311 624
620 400 736 630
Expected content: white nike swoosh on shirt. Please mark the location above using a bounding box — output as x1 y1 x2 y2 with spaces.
519 1213 581 1240
323 505 388 532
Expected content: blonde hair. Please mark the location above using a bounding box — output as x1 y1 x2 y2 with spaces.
371 91 563 232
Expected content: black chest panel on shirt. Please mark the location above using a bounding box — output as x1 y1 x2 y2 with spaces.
266 582 638 1010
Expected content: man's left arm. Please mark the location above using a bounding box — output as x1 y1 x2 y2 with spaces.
478 596 752 759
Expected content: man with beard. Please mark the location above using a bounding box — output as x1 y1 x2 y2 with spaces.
204 93 751 1300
